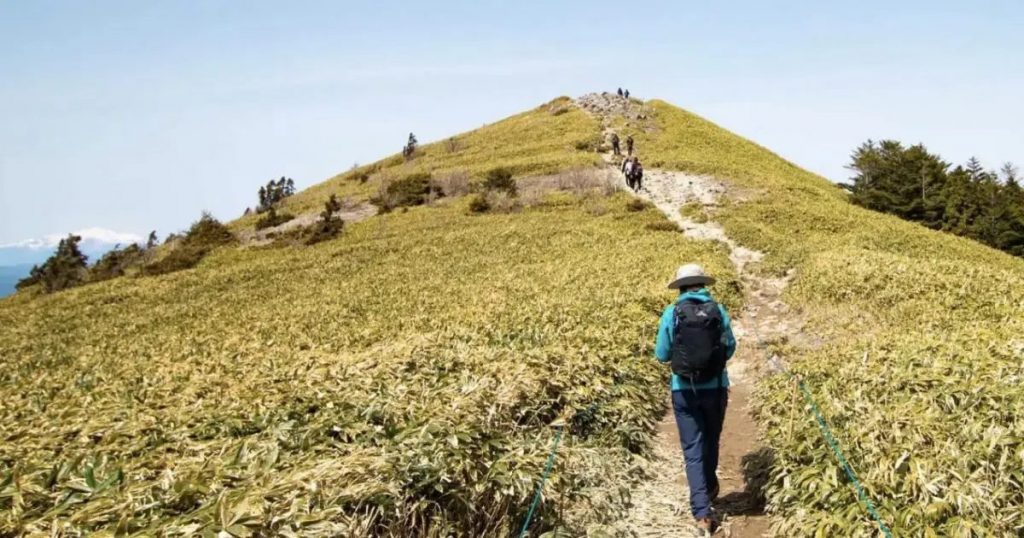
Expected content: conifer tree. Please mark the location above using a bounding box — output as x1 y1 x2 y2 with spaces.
17 234 89 292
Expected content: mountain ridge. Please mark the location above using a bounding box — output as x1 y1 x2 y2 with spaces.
2 94 1021 536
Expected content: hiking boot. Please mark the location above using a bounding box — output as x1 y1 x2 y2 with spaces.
694 517 715 537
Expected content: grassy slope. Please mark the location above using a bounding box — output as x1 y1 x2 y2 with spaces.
0 102 740 536
7 95 1021 536
637 101 1024 536
233 97 603 229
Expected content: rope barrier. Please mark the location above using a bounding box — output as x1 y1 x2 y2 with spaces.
517 425 564 538
519 309 895 537
518 381 621 536
749 317 894 538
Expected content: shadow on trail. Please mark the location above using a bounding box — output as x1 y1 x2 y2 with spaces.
718 447 774 518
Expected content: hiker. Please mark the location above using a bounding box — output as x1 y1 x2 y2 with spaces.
624 89 630 99
626 135 634 156
622 157 636 189
610 132 621 156
617 87 624 97
655 264 736 536
631 159 644 192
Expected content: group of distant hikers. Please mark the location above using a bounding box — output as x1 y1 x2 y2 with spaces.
608 131 643 192
617 87 631 99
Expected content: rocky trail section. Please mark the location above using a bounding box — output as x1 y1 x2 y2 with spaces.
238 201 377 246
574 93 804 536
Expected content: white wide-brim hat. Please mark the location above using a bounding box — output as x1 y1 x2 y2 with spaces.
667 263 715 289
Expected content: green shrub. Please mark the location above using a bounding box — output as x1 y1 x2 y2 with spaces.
372 173 443 211
142 213 234 276
468 194 491 214
305 194 345 245
483 167 517 196
89 244 146 282
254 208 295 230
183 212 235 248
141 245 207 276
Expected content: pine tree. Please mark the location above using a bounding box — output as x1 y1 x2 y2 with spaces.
999 163 1024 255
964 158 1001 244
403 133 418 161
847 140 947 226
941 166 982 236
18 234 90 292
257 178 295 213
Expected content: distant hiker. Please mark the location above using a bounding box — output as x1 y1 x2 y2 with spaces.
610 132 621 156
630 159 644 192
624 89 630 99
617 87 624 97
655 264 736 536
626 135 634 156
403 132 418 161
622 157 636 189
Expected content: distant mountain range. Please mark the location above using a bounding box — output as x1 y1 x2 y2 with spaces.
0 229 140 298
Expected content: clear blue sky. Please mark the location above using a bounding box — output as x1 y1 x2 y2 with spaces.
2 0 1022 245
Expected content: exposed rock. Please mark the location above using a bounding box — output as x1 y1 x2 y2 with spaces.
575 92 651 124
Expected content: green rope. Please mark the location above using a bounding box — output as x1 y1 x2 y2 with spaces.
793 375 893 538
750 321 893 537
518 425 564 538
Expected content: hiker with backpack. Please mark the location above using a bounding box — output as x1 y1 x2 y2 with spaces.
617 87 624 97
622 157 636 189
610 132 621 156
654 264 736 536
630 159 644 192
625 135 634 156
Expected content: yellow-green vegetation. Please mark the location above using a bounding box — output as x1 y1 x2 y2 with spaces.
640 101 1024 536
630 101 841 202
232 97 604 229
8 93 1020 537
0 193 739 536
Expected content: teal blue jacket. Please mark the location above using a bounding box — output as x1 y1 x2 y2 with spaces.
654 288 736 391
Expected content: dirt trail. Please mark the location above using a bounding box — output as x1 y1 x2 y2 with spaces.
617 166 777 538
576 93 801 536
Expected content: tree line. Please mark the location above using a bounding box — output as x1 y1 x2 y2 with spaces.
17 231 160 293
16 215 235 294
257 177 296 213
847 140 1024 256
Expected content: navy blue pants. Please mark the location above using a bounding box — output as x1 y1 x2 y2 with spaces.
671 388 728 519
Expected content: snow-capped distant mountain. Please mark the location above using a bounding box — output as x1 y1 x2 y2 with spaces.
0 228 141 297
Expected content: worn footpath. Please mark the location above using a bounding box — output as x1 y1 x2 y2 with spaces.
576 92 807 537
